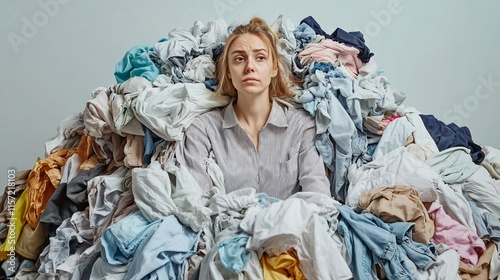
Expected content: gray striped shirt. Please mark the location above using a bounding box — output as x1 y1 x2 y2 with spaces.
175 99 331 199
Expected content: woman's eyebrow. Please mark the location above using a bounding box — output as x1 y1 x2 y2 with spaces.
230 48 268 55
230 49 246 55
251 48 268 53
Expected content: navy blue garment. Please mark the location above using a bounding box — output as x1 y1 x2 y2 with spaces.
294 55 304 70
300 16 329 37
420 114 484 164
142 125 164 164
204 78 218 92
300 15 374 63
330 28 374 63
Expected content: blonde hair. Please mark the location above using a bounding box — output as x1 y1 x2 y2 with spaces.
215 17 297 101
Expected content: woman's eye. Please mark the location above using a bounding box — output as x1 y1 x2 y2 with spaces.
257 56 266 61
235 56 244 62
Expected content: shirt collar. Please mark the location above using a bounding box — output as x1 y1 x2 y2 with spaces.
222 99 289 129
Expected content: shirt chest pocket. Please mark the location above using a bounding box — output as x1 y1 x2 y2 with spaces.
279 141 300 177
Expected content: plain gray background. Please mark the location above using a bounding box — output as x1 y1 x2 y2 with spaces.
1 0 499 193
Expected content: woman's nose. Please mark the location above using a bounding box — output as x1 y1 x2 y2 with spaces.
245 60 255 73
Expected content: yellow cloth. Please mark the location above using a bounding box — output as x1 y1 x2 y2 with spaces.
78 135 102 171
25 135 102 229
0 170 29 226
260 248 305 280
0 187 30 261
26 148 76 229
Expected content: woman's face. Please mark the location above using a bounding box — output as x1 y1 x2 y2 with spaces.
227 33 277 99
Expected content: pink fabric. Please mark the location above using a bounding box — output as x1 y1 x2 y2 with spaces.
380 113 401 125
298 39 362 74
427 201 485 266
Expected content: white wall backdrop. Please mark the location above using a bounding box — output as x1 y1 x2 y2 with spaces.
1 0 499 192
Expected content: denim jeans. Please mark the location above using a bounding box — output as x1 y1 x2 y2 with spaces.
336 205 437 280
388 222 437 270
336 205 397 280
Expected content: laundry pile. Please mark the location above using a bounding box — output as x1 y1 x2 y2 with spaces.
1 15 500 280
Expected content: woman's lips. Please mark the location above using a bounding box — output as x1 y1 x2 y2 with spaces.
243 77 258 82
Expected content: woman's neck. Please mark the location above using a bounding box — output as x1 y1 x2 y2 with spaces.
233 95 272 131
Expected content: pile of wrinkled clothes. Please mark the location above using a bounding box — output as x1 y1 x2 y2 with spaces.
1 15 500 280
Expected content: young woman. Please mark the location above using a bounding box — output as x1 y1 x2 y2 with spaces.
176 17 331 199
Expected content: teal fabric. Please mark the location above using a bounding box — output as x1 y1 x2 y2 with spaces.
114 45 160 83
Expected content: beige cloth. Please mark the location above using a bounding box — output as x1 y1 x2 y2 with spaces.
363 116 387 135
483 146 500 178
406 143 435 161
459 241 495 280
123 134 144 168
480 161 500 180
358 185 435 244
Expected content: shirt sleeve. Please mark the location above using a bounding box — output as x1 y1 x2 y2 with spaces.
175 117 213 191
297 116 331 196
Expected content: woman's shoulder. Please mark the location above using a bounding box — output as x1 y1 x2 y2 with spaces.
284 105 315 128
189 107 224 130
196 107 224 121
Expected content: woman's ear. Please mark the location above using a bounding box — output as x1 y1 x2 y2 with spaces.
271 68 278 77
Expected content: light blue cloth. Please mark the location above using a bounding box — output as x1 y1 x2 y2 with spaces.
469 194 500 241
293 22 316 51
124 215 201 280
482 210 500 241
336 205 396 280
218 234 251 274
297 62 367 201
255 192 280 208
100 210 161 265
114 45 160 83
465 195 491 240
425 147 480 184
